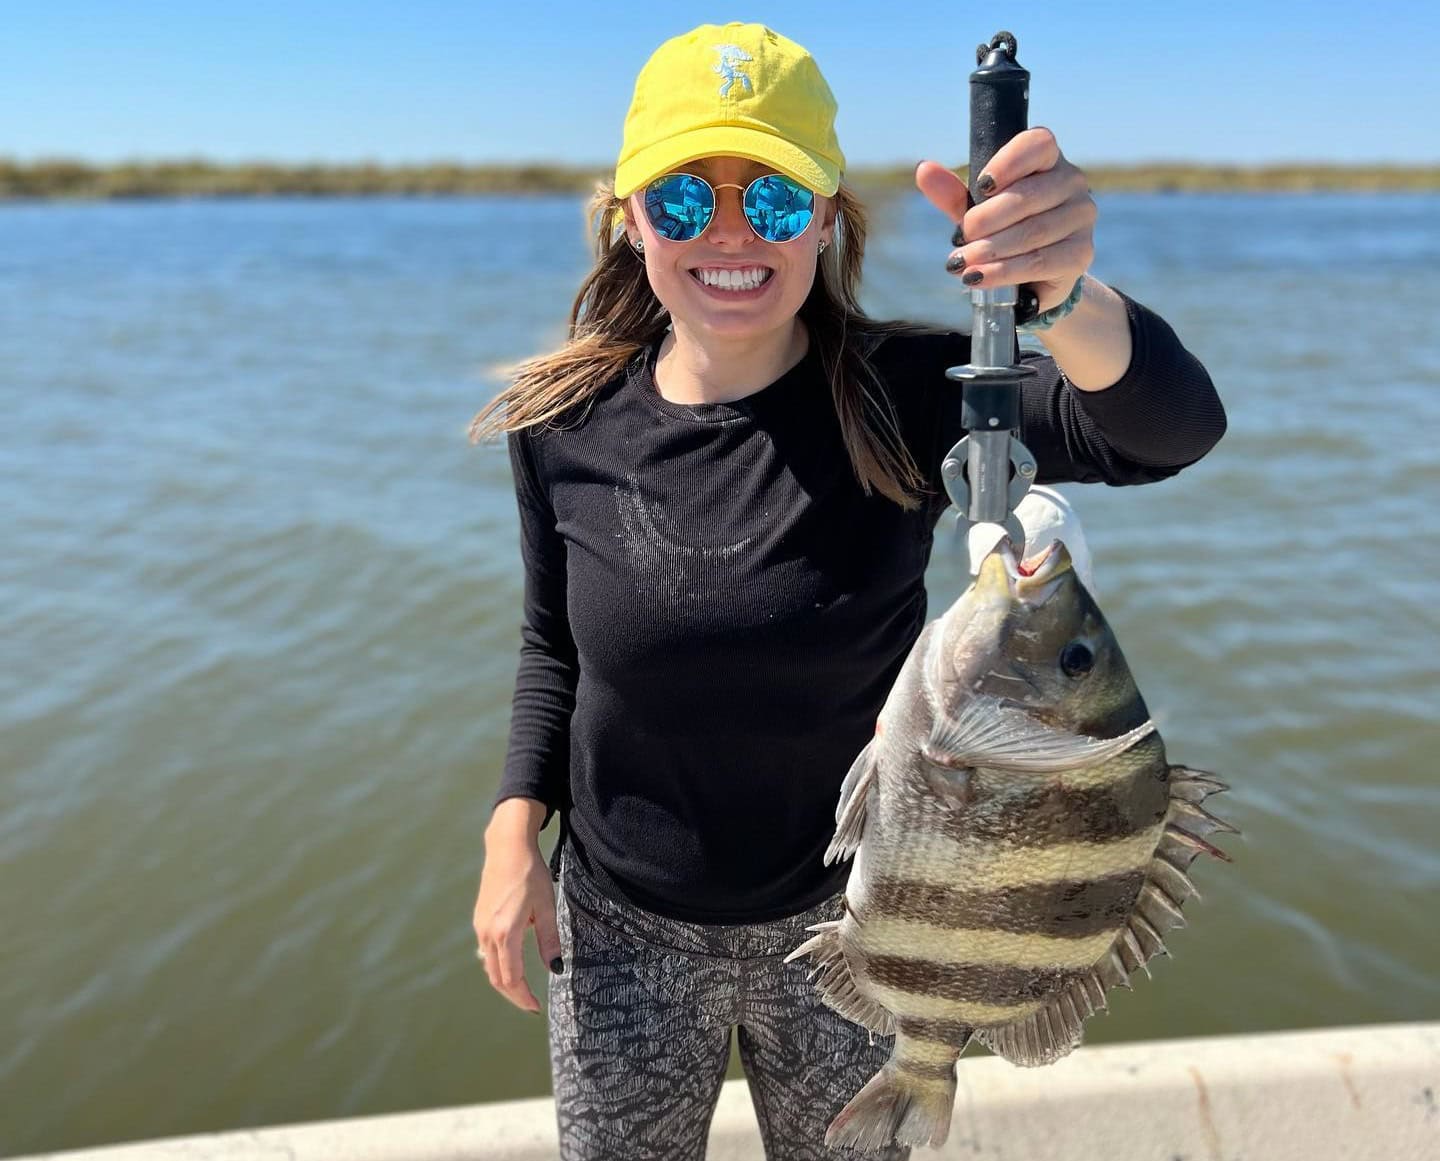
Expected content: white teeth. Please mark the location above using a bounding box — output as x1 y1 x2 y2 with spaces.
694 267 771 291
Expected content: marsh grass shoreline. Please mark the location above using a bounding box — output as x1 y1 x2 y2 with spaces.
3 157 1438 201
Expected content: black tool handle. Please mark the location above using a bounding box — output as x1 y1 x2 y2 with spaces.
968 32 1029 204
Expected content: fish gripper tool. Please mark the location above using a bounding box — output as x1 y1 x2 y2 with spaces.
942 30 1039 570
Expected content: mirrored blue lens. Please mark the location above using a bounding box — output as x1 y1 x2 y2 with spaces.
643 174 714 241
745 174 815 242
642 172 817 243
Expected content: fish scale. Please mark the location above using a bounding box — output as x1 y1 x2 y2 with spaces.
785 540 1235 1152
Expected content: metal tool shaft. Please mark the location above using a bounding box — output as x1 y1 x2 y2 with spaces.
942 32 1039 565
966 283 1020 525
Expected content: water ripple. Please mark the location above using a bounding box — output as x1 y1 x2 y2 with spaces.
3 192 1438 1155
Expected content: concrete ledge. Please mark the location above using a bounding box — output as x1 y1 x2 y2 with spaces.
15 1023 1440 1160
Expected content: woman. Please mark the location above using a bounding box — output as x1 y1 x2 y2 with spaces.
470 21 1225 1161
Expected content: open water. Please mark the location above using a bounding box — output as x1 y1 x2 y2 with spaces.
2 191 1437 1154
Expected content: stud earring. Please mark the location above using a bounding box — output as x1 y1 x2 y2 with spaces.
632 238 644 254
818 240 829 254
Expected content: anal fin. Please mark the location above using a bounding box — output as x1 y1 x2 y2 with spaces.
975 983 1088 1067
784 918 895 1036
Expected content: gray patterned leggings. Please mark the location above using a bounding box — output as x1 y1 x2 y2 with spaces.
547 846 910 1160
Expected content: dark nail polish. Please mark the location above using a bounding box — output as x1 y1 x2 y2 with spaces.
950 223 965 247
945 254 965 273
550 956 564 974
976 172 996 195
962 270 984 286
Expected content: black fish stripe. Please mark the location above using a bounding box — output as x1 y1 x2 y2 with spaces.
898 1017 976 1043
866 956 1088 1003
934 771 1169 849
896 1058 956 1080
864 870 1147 937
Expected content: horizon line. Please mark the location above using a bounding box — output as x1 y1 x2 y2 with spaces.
4 155 1439 171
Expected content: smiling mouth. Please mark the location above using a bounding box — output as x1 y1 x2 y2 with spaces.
688 267 775 292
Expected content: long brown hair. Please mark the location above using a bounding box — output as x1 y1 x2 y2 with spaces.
467 178 949 510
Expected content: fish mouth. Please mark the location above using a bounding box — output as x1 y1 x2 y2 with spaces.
976 538 1073 604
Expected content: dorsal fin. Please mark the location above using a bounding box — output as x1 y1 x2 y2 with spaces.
976 764 1235 1068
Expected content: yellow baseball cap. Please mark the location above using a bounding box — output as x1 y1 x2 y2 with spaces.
614 22 846 200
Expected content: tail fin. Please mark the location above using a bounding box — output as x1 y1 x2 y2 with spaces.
824 1061 957 1151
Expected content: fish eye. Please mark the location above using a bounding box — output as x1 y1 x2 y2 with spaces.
1060 641 1094 678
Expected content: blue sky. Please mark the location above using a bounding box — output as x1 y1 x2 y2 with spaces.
4 1 1436 166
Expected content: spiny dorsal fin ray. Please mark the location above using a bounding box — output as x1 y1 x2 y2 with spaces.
1138 879 1190 929
1129 911 1168 959
1101 767 1235 988
1168 766 1230 801
1148 854 1203 905
1120 927 1152 977
926 696 1156 773
1170 799 1241 837
1098 947 1132 990
1164 822 1234 863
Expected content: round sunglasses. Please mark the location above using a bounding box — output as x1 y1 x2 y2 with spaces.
642 171 817 244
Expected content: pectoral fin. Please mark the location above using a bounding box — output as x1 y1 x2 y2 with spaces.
927 697 1155 773
826 736 879 864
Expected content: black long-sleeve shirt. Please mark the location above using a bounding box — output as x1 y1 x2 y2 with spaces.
493 288 1226 923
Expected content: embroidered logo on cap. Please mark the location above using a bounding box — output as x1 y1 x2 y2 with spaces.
712 45 753 97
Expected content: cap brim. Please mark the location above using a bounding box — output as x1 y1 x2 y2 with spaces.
615 124 841 199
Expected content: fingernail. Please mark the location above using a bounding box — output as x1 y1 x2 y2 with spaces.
950 223 965 247
976 172 996 195
944 254 966 273
962 270 984 286
550 956 564 974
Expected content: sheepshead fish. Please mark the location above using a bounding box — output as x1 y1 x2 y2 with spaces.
785 539 1235 1151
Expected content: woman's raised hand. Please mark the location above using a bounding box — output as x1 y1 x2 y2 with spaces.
474 798 563 1014
915 127 1096 314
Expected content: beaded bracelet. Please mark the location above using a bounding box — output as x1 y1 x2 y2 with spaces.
1017 275 1086 333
